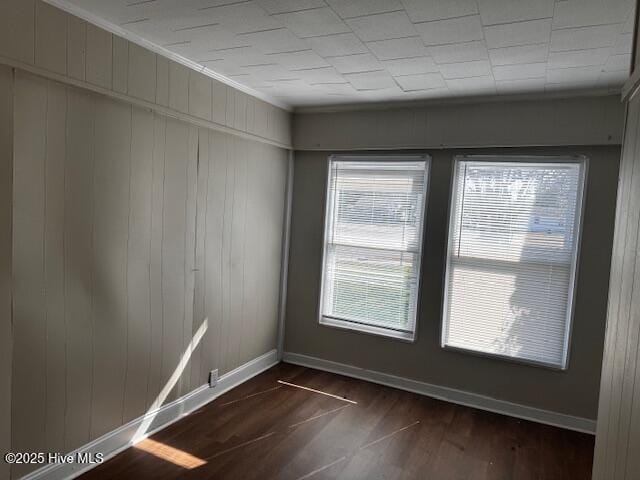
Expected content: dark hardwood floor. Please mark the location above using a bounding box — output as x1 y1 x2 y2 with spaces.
80 363 595 480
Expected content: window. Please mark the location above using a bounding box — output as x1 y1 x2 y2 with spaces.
442 156 586 369
319 156 429 341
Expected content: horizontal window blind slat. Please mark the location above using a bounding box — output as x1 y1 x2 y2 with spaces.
321 159 428 335
442 158 585 369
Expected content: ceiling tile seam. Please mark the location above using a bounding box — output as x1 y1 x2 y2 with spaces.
126 0 155 6
42 0 292 110
270 6 329 17
198 0 253 12
550 21 626 32
413 13 482 26
480 16 553 28
338 9 407 21
121 18 149 26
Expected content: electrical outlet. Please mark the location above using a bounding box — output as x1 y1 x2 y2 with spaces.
209 369 218 388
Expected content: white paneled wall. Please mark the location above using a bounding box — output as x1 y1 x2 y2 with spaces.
592 90 640 480
0 0 291 148
7 70 288 479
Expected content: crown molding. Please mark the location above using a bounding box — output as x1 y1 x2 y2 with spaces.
42 0 292 112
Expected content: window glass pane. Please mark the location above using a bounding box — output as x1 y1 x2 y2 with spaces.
320 158 428 337
443 158 585 368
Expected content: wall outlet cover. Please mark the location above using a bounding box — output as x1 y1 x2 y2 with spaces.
209 369 218 387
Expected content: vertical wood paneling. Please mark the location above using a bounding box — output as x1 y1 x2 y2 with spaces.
128 43 156 103
66 16 86 81
190 128 210 390
85 24 112 90
90 97 131 439
226 88 236 129
64 86 94 452
12 72 47 479
35 0 67 75
161 119 189 403
123 107 154 423
146 113 166 408
6 70 288 467
212 80 227 126
44 81 67 454
0 0 35 64
179 125 198 397
219 134 235 374
234 92 247 132
188 72 212 121
228 138 248 372
201 130 228 380
0 65 13 480
594 94 640 479
155 56 169 107
112 37 128 94
168 61 188 114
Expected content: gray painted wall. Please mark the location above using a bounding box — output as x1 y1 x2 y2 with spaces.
5 69 288 479
285 146 620 420
293 96 623 151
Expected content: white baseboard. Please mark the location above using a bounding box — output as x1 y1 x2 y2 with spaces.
22 349 279 480
282 351 596 435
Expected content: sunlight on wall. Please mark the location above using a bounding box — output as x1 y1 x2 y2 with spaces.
132 318 209 443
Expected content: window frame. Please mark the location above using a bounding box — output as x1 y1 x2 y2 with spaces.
318 154 431 342
440 154 588 370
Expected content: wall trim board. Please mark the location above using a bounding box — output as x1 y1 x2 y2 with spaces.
282 352 596 435
21 349 279 480
41 0 289 111
0 58 291 150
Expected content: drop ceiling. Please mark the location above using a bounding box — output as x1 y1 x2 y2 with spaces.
58 0 635 109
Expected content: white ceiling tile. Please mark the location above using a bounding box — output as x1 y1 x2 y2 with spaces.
599 69 629 86
241 28 309 54
345 70 397 90
550 24 621 52
493 62 547 80
367 37 427 60
446 76 497 94
604 54 631 72
477 0 554 26
326 53 383 74
416 15 484 46
484 18 552 48
438 60 492 79
67 0 636 105
548 48 611 69
346 11 416 42
383 57 440 76
326 0 403 19
400 0 478 22
292 66 345 84
613 33 633 55
256 0 327 15
395 72 446 91
429 41 489 63
274 7 350 38
306 33 368 57
496 77 546 94
547 65 602 83
269 50 330 70
488 43 549 66
552 0 632 29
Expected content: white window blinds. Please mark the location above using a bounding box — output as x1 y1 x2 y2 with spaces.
442 157 586 369
320 157 429 340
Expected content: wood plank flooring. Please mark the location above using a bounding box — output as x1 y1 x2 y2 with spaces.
80 363 595 480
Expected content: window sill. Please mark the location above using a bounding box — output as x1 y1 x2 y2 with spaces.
319 316 416 343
